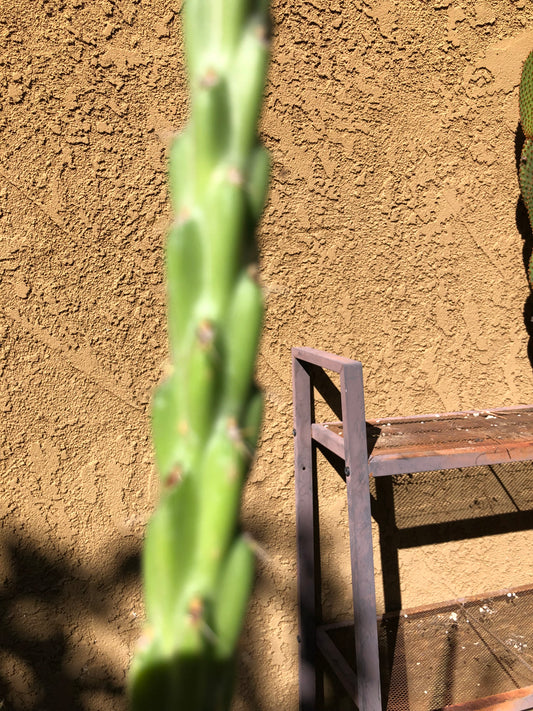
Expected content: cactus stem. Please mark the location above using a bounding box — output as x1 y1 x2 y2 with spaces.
129 0 270 705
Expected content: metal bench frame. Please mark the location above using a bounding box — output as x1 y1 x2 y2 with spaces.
292 346 533 711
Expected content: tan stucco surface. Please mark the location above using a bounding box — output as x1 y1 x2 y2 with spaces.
1 0 533 709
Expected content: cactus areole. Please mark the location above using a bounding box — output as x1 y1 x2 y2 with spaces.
520 50 533 288
129 1 270 709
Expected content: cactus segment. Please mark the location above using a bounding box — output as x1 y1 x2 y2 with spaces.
520 51 533 139
520 138 533 216
183 0 209 82
130 638 208 711
184 331 221 446
203 176 246 314
142 476 199 642
242 386 263 450
214 535 255 658
223 271 263 416
247 144 270 222
221 0 251 58
230 19 269 158
194 424 246 584
192 78 230 195
520 138 533 290
521 138 533 289
130 650 169 711
166 216 203 357
168 129 194 214
151 377 183 481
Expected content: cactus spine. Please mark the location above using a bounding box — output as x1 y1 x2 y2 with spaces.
520 50 533 288
129 0 270 708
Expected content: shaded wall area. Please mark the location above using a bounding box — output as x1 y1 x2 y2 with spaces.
0 0 181 707
1 0 533 709
0 526 139 710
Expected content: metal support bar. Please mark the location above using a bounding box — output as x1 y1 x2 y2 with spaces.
292 346 356 374
341 361 382 711
293 352 322 711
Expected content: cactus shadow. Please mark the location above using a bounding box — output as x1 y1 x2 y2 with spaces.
0 524 141 711
514 121 533 367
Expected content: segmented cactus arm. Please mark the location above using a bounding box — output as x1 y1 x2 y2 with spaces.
129 0 270 709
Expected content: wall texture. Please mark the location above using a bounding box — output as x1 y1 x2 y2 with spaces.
1 0 533 709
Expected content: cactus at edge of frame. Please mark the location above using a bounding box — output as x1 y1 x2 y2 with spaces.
128 1 270 709
519 50 533 288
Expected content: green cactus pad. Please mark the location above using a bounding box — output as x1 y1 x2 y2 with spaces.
520 138 533 219
520 138 533 290
520 51 533 139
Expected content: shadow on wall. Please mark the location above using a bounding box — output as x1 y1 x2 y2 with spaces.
0 514 301 711
0 525 140 711
515 121 533 367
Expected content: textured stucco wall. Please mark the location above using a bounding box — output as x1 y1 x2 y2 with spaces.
1 0 533 709
243 0 533 707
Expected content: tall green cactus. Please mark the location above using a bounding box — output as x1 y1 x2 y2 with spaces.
520 50 533 288
129 1 269 708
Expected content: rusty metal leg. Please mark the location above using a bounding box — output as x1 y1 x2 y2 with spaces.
341 361 382 711
293 354 322 711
